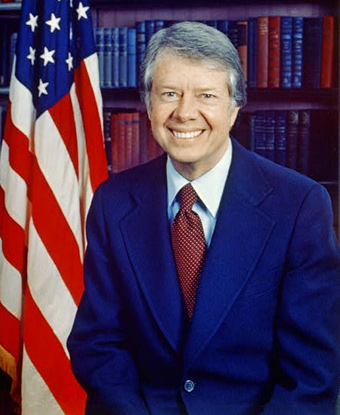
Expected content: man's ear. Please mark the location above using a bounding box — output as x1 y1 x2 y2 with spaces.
229 106 240 129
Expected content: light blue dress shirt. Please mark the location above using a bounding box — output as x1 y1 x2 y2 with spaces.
167 138 233 248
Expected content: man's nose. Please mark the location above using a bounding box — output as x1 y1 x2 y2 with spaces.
173 94 199 122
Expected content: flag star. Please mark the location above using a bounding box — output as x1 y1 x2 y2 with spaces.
26 13 38 32
40 47 55 66
76 2 89 20
46 13 61 33
38 79 49 97
66 52 73 71
27 46 36 65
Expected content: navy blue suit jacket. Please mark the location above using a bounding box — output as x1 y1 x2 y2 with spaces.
68 139 340 415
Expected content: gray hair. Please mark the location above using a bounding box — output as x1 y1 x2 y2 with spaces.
140 21 247 111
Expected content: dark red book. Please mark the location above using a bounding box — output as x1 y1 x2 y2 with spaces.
257 16 269 88
131 112 141 168
110 113 119 173
321 15 334 89
268 16 281 88
117 112 127 172
124 112 133 170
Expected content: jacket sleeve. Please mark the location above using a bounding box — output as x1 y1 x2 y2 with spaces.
67 184 150 415
263 184 340 415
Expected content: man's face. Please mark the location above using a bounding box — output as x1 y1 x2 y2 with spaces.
148 53 239 180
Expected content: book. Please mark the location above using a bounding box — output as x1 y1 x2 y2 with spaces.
265 110 275 161
124 112 133 169
292 17 303 88
145 20 155 47
257 16 269 88
119 27 128 88
127 28 137 88
131 112 141 168
111 113 119 173
217 20 229 37
254 111 266 157
95 27 105 88
286 110 299 170
280 17 293 88
247 17 257 88
302 17 323 89
268 16 280 89
275 110 287 166
136 21 146 87
237 21 248 82
298 109 310 175
111 27 119 88
103 27 112 88
228 20 239 50
103 110 113 173
321 15 335 89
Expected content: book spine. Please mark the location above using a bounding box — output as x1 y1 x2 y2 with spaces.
103 110 113 173
217 20 229 36
248 113 256 152
111 113 119 173
237 21 248 82
265 110 275 161
254 111 266 157
280 17 293 89
257 16 269 88
119 27 128 88
275 110 287 166
302 18 323 89
103 27 112 88
228 20 239 49
292 17 303 88
247 17 257 88
268 16 281 88
125 113 133 170
112 27 120 88
145 20 155 48
154 20 165 33
131 112 141 168
136 22 146 87
321 15 334 89
95 27 105 88
298 109 311 175
286 110 299 170
117 113 127 171
127 28 137 88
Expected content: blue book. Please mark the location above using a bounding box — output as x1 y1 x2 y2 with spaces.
127 28 137 88
103 27 112 88
111 27 120 88
154 20 165 33
228 20 238 49
254 111 266 158
265 111 275 162
302 17 322 89
145 20 155 48
136 22 146 87
275 111 287 166
119 27 128 88
247 17 257 88
298 109 311 175
286 110 299 170
248 113 256 152
292 17 304 88
95 27 105 88
204 20 218 29
280 17 293 88
217 20 229 36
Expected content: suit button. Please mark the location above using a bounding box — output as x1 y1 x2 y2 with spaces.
183 379 195 393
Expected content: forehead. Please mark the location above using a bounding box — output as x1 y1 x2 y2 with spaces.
152 53 228 88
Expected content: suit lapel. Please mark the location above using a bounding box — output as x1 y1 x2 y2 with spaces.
183 141 275 370
119 156 186 355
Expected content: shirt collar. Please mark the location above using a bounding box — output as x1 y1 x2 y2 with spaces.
167 137 233 218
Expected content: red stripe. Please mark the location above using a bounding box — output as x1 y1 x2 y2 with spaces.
74 60 107 192
24 288 86 414
0 186 26 276
0 303 21 361
4 105 84 305
49 94 79 178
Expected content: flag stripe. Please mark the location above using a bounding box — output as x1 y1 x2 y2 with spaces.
0 186 26 276
0 303 21 361
24 288 87 415
74 59 107 192
27 221 77 355
49 93 79 178
22 347 64 415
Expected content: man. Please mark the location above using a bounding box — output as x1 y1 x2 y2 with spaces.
67 22 340 415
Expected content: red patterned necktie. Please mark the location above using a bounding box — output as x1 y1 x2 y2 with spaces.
171 183 207 320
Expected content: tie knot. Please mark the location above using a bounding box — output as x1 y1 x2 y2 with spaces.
179 183 198 212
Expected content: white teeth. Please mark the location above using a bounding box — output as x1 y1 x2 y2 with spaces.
172 130 202 139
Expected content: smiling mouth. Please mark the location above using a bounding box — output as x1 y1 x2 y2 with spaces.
170 129 204 139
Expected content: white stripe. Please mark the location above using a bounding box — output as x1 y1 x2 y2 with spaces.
9 72 36 142
0 140 28 229
34 111 84 257
22 346 64 415
27 220 78 357
69 83 93 241
0 237 22 319
84 53 103 132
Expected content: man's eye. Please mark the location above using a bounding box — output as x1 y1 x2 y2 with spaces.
163 92 176 98
202 93 214 99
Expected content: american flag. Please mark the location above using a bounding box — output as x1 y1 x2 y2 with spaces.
0 0 108 413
